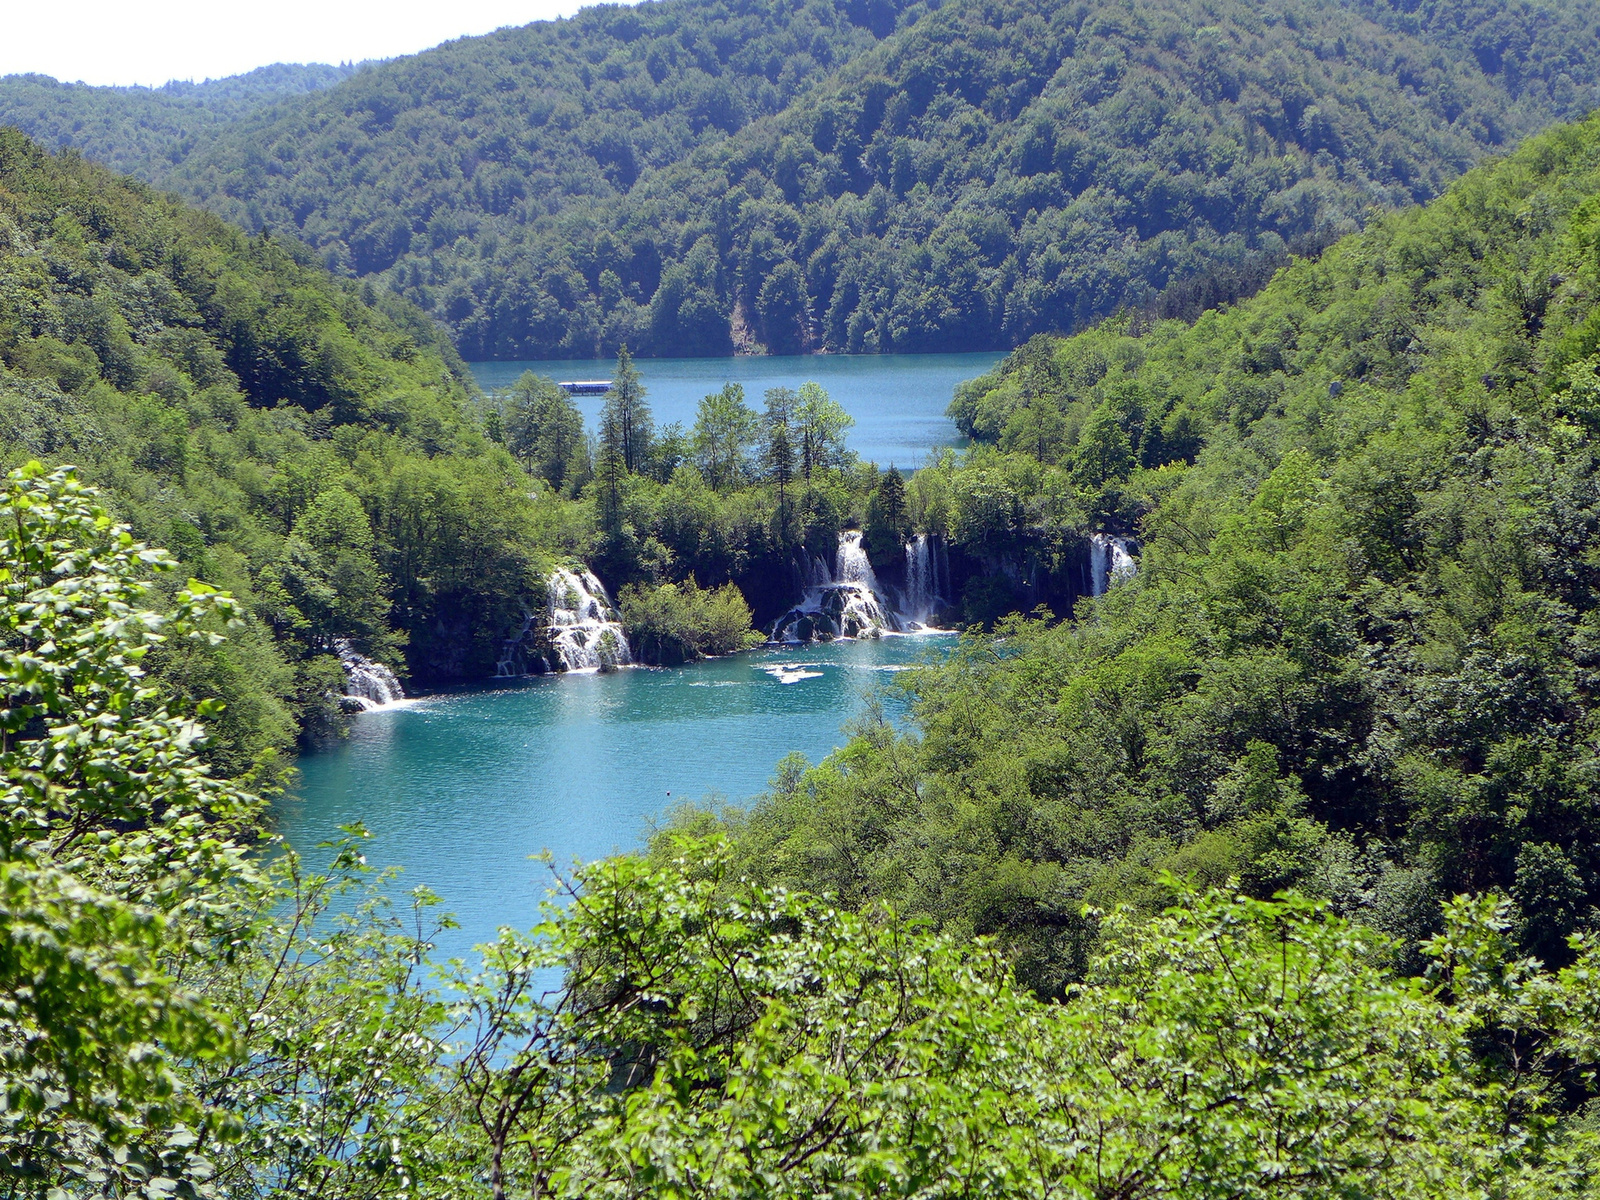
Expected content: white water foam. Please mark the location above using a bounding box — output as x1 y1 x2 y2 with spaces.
899 533 951 628
1087 533 1138 597
772 530 951 643
497 567 633 675
336 640 415 713
546 567 633 672
761 662 825 684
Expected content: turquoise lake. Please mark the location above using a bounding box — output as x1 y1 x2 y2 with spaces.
279 636 951 957
467 351 1003 468
282 351 995 954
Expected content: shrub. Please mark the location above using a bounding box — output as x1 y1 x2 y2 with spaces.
620 576 764 664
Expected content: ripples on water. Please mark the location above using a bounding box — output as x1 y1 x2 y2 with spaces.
279 636 951 957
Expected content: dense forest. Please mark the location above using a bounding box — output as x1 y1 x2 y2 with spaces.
0 130 939 773
10 0 1600 1187
7 0 1600 358
7 455 1600 1197
0 63 360 179
0 129 554 786
660 109 1600 1003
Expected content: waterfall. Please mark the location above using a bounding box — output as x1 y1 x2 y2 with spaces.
495 607 538 678
771 530 897 642
545 567 632 672
900 533 950 627
1087 533 1138 598
494 567 633 677
336 639 406 712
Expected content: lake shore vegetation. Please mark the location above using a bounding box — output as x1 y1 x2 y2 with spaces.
6 472 1600 1195
665 108 1600 999
14 0 1600 1187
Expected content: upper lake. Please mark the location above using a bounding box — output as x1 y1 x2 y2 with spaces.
467 352 1003 467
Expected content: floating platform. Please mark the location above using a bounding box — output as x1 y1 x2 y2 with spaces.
558 380 612 395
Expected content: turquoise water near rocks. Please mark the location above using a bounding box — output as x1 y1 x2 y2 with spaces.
467 352 1002 468
283 352 993 953
279 636 950 957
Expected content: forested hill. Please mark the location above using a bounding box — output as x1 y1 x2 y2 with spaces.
65 0 937 346
6 0 1600 360
596 0 1600 359
0 131 553 785
691 108 1600 996
0 62 361 179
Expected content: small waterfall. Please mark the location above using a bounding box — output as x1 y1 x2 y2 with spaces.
899 534 950 627
495 608 538 678
1087 533 1138 597
546 567 632 672
336 639 406 712
771 531 897 642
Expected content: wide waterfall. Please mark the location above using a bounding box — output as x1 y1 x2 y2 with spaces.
771 530 898 642
1088 533 1137 597
900 533 951 628
497 567 632 675
547 567 633 671
336 639 407 711
773 530 952 642
495 567 633 676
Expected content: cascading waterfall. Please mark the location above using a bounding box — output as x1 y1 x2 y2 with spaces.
545 567 632 672
899 533 950 627
772 531 897 642
495 608 538 678
773 530 952 642
1087 533 1138 597
336 639 406 711
495 566 633 676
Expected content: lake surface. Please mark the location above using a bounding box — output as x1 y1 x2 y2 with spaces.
467 352 1002 468
279 636 949 958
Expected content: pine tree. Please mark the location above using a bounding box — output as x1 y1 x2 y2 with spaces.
865 465 910 562
763 386 797 518
601 346 653 473
597 405 626 534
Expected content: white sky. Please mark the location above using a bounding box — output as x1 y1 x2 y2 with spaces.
1 0 601 88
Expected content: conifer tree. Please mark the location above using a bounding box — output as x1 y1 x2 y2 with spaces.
763 386 797 518
600 347 652 474
866 465 910 561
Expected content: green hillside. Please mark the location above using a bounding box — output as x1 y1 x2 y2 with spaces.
0 62 360 179
0 129 550 783
8 0 1600 358
676 108 1600 995
149 0 933 346
589 0 1600 358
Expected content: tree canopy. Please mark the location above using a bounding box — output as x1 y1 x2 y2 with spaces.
673 107 1600 999
7 0 1600 357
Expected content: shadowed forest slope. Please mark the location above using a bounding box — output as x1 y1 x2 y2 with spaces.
674 110 1600 997
0 130 552 783
6 0 1600 357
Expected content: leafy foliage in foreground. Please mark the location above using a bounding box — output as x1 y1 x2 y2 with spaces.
672 107 1600 994
0 463 256 1190
6 458 1600 1199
